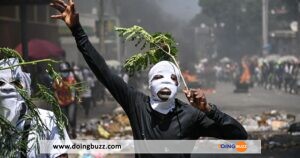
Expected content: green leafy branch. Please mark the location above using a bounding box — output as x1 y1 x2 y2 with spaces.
0 88 50 157
46 63 85 103
43 63 84 133
0 48 68 157
0 115 28 157
0 88 51 157
115 25 189 89
0 47 60 71
0 59 60 71
0 47 24 62
36 84 67 139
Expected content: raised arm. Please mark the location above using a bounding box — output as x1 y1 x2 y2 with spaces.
50 0 134 112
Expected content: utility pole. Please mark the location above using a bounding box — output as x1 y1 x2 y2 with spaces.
297 0 300 53
99 0 105 54
262 0 269 56
20 0 29 60
115 18 121 62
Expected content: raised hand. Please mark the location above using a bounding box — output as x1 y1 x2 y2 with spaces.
50 0 79 28
183 88 211 112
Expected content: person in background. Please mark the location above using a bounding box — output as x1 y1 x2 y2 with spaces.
90 71 98 107
81 67 94 117
73 64 83 82
53 61 78 138
284 62 293 92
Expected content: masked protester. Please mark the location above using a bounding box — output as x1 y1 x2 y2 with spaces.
0 58 70 158
51 1 247 158
53 61 78 138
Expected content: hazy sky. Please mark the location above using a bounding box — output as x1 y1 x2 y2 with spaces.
158 0 201 22
76 0 200 23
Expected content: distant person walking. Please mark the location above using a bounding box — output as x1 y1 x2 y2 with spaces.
81 67 95 117
53 61 78 138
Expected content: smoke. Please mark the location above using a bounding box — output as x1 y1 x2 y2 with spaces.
116 0 179 32
115 0 198 69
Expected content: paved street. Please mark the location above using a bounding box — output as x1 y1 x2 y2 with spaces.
75 82 300 125
179 82 300 121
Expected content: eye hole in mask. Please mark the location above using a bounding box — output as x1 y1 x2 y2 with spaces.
171 74 178 85
10 79 23 89
151 74 164 81
151 74 178 86
0 81 5 87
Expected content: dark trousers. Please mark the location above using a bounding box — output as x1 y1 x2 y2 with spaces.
81 97 92 117
61 103 77 138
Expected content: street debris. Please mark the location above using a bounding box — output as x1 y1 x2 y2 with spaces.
237 109 296 132
237 110 300 151
76 109 134 157
288 122 300 135
78 109 298 139
75 109 300 158
77 109 132 140
249 131 300 150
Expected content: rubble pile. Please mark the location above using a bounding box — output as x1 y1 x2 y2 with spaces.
78 109 300 139
248 131 300 150
237 110 300 150
237 110 296 132
78 109 132 139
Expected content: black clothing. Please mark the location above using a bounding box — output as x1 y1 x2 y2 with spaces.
71 24 247 158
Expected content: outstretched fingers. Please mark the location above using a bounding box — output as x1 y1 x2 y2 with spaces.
68 0 75 5
70 3 76 13
55 0 68 8
50 1 65 13
50 14 64 20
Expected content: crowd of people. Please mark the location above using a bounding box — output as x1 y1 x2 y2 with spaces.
214 55 300 94
259 60 299 93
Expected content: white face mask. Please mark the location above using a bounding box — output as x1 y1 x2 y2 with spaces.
148 61 181 114
0 58 31 126
149 73 178 101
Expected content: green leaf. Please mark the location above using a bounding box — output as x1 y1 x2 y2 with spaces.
115 25 178 75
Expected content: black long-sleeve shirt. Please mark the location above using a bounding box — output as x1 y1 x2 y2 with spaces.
71 24 247 158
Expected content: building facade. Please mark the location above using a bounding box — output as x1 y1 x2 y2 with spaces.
0 3 60 50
